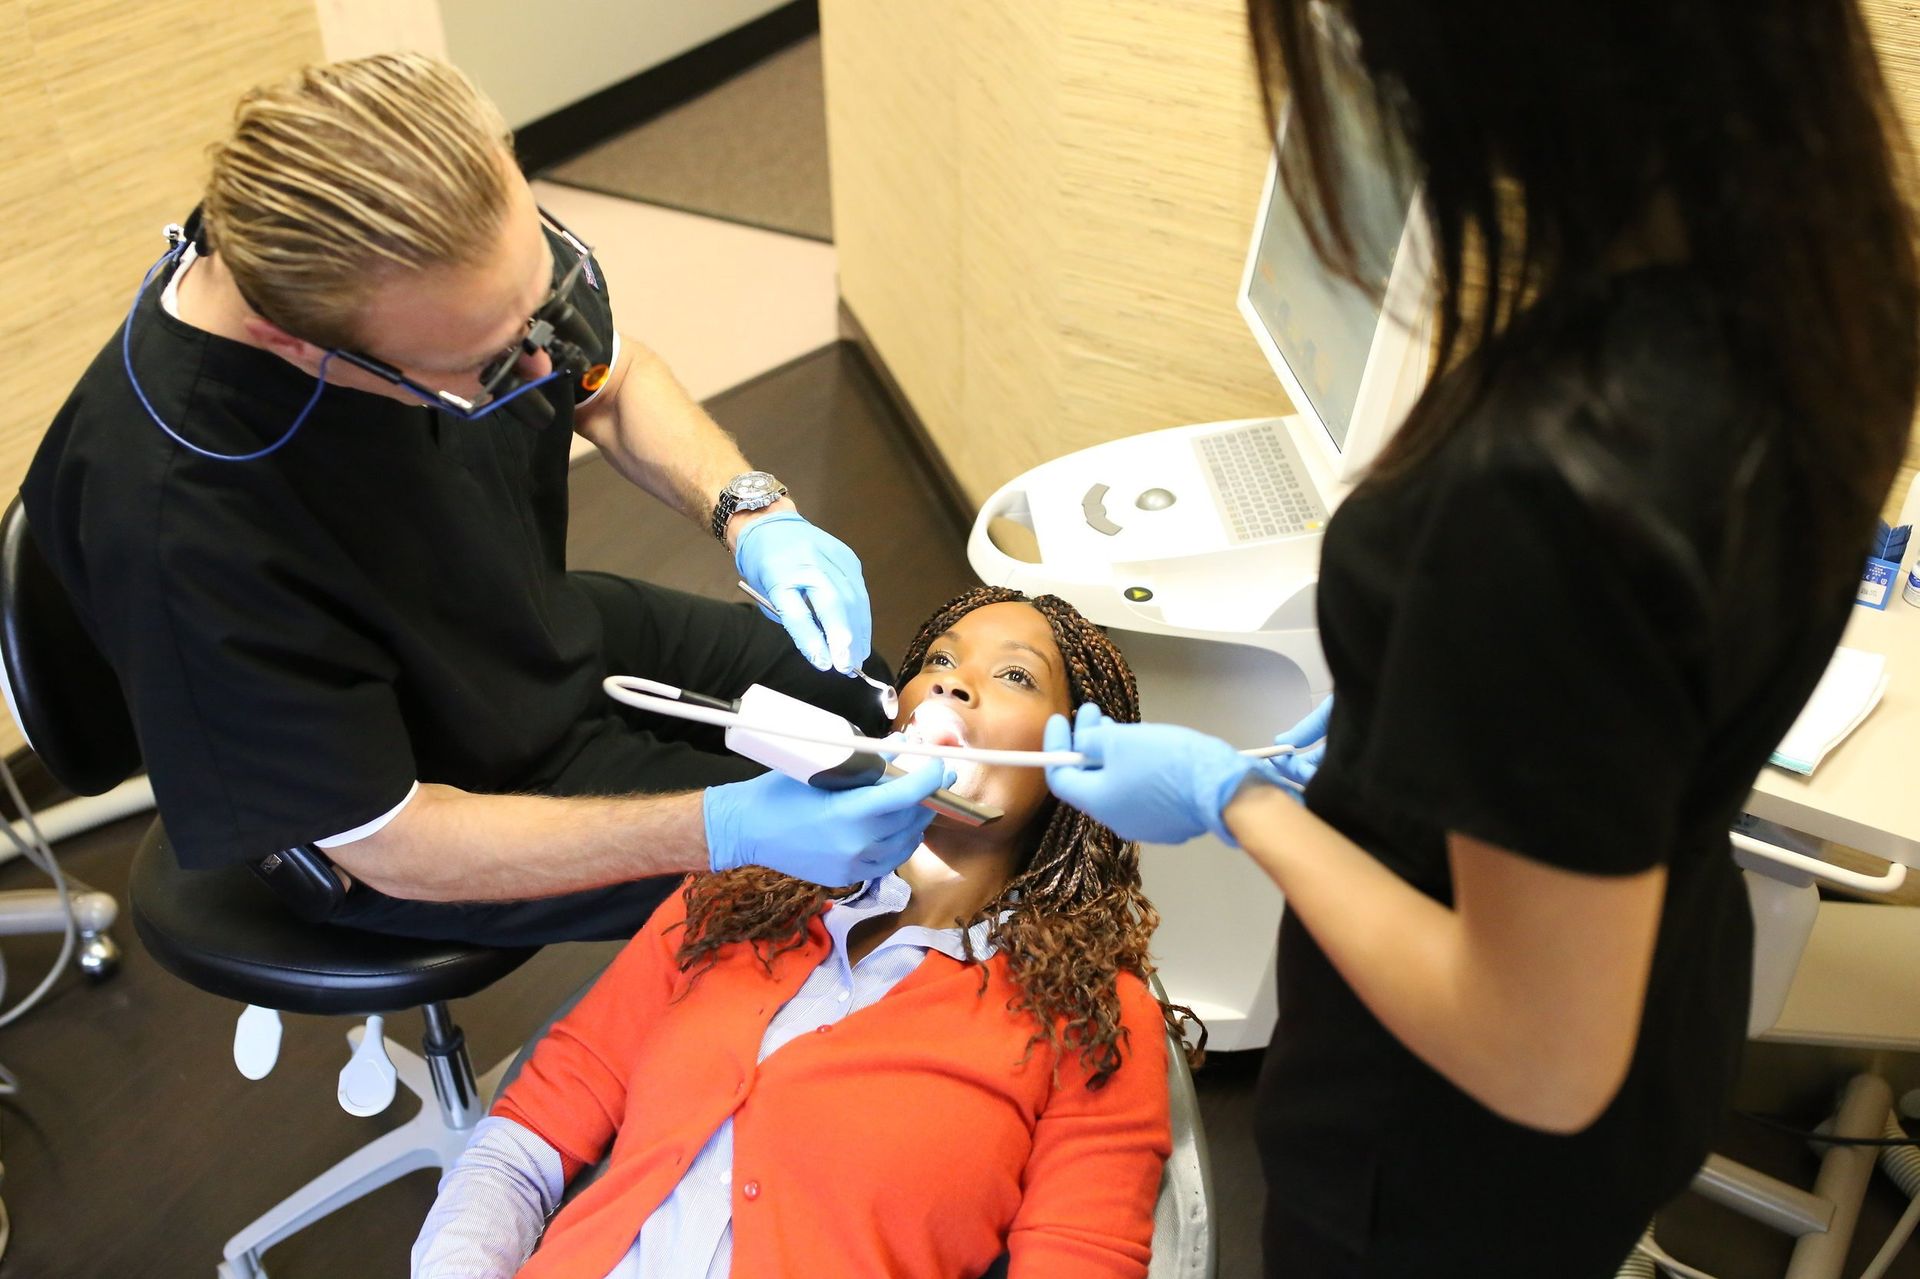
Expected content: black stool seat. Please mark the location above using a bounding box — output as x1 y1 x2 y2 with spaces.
130 822 534 1017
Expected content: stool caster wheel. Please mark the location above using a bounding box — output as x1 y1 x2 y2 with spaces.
218 1250 266 1279
76 933 120 982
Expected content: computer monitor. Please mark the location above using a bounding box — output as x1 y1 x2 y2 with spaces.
1237 87 1433 484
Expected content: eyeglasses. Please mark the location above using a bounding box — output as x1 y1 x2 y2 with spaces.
331 208 608 423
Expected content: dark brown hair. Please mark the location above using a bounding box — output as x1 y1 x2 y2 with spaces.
673 586 1201 1089
1249 1 1917 588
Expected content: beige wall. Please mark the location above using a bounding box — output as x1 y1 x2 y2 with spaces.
827 0 1920 517
445 0 789 129
822 0 1289 511
313 0 447 62
316 1 793 129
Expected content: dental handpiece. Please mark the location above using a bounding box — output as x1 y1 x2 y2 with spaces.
693 682 999 826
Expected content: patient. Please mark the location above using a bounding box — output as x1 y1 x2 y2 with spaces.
411 586 1187 1278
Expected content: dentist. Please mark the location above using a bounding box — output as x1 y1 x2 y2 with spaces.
23 53 943 947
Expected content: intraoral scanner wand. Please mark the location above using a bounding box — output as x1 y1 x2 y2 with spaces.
606 677 1002 825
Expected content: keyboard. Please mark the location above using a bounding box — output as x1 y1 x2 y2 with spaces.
1194 422 1330 543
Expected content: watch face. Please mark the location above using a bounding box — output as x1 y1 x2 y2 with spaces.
732 472 778 499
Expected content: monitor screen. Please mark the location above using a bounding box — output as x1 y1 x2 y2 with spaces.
1242 83 1417 458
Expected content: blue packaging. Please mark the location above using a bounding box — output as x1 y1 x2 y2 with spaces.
1859 556 1900 609
1859 518 1911 609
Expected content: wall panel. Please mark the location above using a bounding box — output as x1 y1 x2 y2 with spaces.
442 0 788 129
824 0 1282 510
820 1 966 450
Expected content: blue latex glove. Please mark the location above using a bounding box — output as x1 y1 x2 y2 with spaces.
733 511 873 675
1043 703 1262 846
704 757 952 883
1265 695 1333 797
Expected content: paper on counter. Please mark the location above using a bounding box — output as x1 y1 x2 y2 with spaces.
1769 646 1889 776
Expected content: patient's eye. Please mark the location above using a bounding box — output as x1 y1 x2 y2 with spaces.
925 650 955 669
999 666 1037 688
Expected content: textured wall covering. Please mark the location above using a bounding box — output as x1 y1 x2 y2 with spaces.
822 0 1289 510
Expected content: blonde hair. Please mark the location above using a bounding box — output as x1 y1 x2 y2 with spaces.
202 53 515 349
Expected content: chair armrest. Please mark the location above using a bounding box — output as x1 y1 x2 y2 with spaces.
249 845 348 922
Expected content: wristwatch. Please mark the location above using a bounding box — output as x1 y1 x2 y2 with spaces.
710 470 789 541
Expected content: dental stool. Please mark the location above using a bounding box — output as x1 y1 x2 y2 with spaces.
0 498 536 1278
494 973 1219 1278
130 834 535 1278
0 502 123 978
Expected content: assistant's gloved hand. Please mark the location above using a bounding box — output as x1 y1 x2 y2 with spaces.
1264 695 1333 798
1043 703 1264 846
734 511 873 675
704 757 951 884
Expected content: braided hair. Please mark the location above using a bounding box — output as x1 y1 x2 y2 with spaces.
675 586 1202 1089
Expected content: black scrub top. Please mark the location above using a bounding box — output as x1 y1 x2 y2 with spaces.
21 223 619 870
1257 268 1859 1267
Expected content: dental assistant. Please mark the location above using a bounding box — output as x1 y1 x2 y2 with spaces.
1045 1 1919 1273
23 53 945 947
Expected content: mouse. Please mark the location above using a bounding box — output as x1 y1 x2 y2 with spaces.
1135 488 1176 511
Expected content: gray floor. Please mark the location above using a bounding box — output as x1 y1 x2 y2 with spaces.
544 36 833 243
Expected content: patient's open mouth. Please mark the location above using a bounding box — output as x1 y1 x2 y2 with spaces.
892 702 985 802
901 701 969 750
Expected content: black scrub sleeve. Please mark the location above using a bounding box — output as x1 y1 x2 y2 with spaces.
1352 454 1709 875
123 509 418 869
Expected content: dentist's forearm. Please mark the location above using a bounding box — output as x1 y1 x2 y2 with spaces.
327 783 708 902
574 336 757 526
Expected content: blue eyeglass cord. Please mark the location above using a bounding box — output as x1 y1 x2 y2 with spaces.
122 240 331 462
122 237 570 463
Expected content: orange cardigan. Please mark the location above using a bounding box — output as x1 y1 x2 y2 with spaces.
494 885 1171 1278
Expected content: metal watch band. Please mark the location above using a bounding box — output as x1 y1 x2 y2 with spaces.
710 489 740 541
710 472 788 541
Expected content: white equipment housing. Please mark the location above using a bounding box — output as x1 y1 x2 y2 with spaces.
967 83 1431 1050
970 426 1323 1049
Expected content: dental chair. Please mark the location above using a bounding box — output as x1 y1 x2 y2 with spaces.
0 497 537 1279
0 507 123 980
494 971 1219 1278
